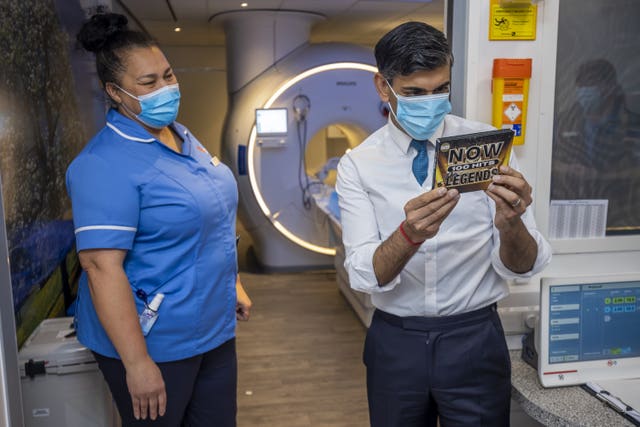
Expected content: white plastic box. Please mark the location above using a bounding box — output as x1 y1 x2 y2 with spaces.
18 317 120 427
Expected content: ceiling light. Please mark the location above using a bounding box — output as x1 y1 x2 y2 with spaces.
166 0 181 32
241 2 248 7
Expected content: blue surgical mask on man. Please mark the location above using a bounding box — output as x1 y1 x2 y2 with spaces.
116 84 181 129
386 80 452 141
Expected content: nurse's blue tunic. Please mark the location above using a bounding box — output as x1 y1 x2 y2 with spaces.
66 109 238 362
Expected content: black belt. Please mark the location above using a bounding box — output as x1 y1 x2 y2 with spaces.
374 304 496 332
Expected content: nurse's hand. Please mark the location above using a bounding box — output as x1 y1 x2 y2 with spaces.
126 356 166 420
236 277 252 321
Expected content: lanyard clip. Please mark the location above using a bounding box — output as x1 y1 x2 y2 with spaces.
135 289 148 305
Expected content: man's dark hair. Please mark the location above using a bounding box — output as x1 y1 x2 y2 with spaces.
374 21 452 82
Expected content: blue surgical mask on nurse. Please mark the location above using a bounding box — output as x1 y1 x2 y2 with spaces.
386 80 452 141
116 83 181 129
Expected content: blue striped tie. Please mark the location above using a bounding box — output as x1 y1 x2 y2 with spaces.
410 139 429 185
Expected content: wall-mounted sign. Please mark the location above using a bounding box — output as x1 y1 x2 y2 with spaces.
489 0 537 41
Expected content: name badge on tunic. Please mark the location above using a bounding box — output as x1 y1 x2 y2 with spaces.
211 156 220 167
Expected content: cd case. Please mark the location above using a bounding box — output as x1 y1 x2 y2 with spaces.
433 129 514 193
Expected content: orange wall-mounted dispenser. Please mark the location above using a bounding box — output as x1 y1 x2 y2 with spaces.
492 58 532 145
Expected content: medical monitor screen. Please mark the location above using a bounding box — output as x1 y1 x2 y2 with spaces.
255 108 288 136
547 279 640 365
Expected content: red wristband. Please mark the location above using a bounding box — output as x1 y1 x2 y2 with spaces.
399 221 424 246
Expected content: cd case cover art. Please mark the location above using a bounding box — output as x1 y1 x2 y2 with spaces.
433 129 514 193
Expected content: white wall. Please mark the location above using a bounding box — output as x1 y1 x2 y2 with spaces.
459 0 640 291
162 46 228 158
462 0 549 200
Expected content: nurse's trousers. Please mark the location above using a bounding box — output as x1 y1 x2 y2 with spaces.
94 338 237 427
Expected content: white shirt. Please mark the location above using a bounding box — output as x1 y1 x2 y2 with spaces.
336 115 552 317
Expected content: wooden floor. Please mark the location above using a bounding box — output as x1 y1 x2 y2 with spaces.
234 271 544 427
235 270 370 427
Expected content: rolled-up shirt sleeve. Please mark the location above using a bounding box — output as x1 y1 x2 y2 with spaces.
336 154 400 293
489 154 552 281
66 153 139 251
490 211 552 282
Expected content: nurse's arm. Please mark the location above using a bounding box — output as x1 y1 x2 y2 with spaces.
78 249 166 421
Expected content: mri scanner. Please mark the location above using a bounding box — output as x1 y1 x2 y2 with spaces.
217 10 387 271
216 9 540 329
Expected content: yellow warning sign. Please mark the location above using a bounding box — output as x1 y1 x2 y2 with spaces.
489 0 537 41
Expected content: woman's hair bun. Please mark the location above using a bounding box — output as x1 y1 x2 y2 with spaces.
77 12 129 53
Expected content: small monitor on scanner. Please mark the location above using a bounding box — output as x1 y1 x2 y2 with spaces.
255 108 288 137
538 274 640 387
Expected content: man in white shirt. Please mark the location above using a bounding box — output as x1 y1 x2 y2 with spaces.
336 22 551 427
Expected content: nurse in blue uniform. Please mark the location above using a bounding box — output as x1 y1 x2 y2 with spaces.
67 12 251 426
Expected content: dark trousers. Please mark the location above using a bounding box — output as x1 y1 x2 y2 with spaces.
364 306 511 427
94 338 237 427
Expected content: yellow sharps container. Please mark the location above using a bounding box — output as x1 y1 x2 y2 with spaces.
492 58 532 145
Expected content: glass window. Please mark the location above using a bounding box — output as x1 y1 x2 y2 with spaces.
550 0 640 237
